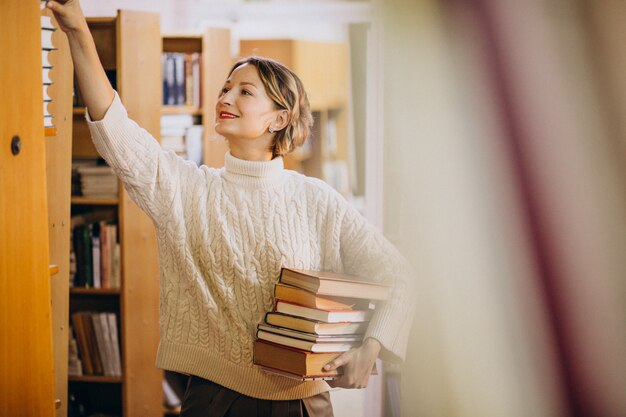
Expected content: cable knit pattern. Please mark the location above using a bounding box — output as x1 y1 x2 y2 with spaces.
85 92 415 400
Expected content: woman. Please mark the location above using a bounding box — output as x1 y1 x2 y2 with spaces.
48 1 415 416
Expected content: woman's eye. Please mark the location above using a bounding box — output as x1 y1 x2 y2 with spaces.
242 89 251 96
220 87 229 95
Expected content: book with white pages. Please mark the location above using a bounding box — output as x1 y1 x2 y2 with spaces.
42 50 53 69
264 312 368 335
43 85 52 102
41 28 56 51
275 300 373 323
42 68 52 85
256 329 357 353
257 323 363 343
107 313 122 376
41 15 55 30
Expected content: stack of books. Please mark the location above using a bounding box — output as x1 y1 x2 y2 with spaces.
75 165 118 199
253 268 390 380
160 114 204 166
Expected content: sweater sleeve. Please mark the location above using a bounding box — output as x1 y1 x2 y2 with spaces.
338 201 416 364
85 91 201 222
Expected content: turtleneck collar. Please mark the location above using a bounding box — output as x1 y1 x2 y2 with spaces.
222 151 285 189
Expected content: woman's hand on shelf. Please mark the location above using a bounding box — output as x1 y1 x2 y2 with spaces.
46 0 88 34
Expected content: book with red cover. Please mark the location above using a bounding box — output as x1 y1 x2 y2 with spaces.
253 340 341 378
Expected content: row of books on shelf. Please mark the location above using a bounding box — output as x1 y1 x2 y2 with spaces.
162 52 201 107
69 311 122 377
253 268 390 380
71 217 120 289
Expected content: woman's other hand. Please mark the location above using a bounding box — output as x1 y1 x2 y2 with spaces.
46 0 87 34
324 338 381 389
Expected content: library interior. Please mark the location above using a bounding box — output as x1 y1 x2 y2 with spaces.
2 1 626 417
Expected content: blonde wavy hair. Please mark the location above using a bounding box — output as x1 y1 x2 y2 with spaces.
227 56 314 158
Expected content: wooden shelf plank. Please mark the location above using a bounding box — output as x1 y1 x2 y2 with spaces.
161 105 202 116
69 375 122 383
70 287 121 295
71 196 119 206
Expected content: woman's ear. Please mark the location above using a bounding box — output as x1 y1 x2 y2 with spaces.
273 109 289 131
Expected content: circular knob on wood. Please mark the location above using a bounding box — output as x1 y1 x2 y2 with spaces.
10 135 21 155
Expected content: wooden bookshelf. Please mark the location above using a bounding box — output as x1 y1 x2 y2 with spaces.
239 39 352 190
162 29 232 168
1 3 58 415
69 10 162 417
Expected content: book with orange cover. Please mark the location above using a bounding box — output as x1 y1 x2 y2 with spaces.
275 300 373 323
280 268 390 300
274 283 370 310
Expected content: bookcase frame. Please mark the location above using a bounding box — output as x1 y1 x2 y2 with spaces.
69 10 162 417
162 28 232 168
1 2 57 415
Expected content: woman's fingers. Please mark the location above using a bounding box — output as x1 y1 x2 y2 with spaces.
324 350 353 372
46 0 85 33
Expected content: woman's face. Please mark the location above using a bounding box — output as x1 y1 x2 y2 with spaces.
214 63 281 141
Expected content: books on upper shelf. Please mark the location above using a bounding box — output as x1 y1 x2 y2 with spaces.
280 268 391 300
275 300 373 323
253 340 341 380
264 312 369 336
162 52 201 107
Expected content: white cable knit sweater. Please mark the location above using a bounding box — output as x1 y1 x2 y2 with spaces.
86 92 415 400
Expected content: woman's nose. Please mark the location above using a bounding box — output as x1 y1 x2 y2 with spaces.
219 90 233 105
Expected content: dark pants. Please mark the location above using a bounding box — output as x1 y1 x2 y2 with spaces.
180 375 334 417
